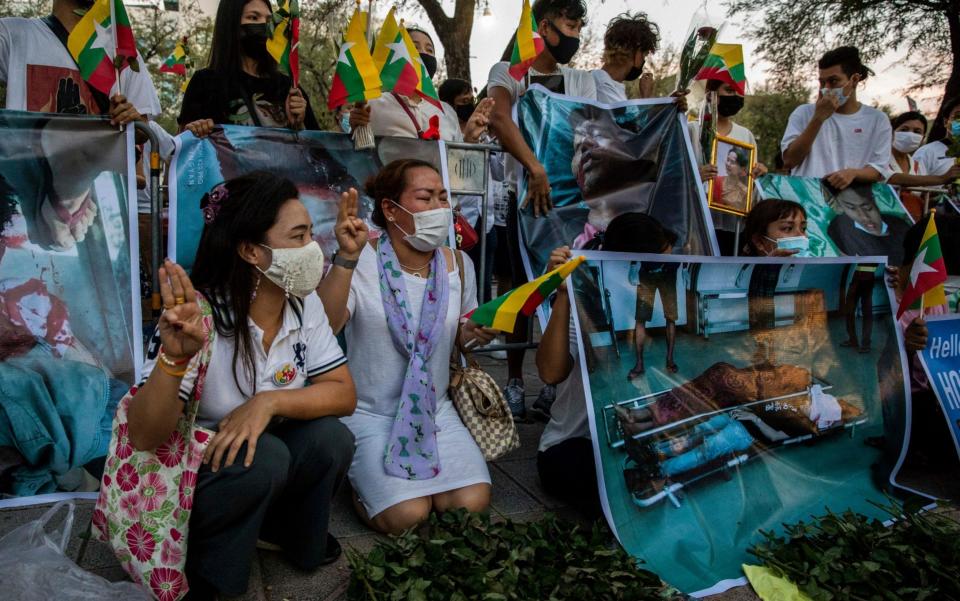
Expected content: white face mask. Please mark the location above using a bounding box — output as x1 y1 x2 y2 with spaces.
892 131 923 154
390 201 451 252
257 241 325 298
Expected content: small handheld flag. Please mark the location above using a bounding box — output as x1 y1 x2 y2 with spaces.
897 212 947 319
466 256 586 333
694 42 746 95
328 5 382 110
160 38 188 77
66 0 139 96
508 0 545 81
373 11 441 108
267 0 300 87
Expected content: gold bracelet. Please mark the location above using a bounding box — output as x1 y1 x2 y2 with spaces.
157 360 187 378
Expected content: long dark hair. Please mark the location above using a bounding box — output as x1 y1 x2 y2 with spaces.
208 0 278 77
741 199 806 256
191 171 299 393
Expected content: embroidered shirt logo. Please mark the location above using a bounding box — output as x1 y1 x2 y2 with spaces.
272 362 297 387
293 342 306 371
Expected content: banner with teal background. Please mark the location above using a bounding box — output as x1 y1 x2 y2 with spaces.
170 126 445 271
568 251 910 596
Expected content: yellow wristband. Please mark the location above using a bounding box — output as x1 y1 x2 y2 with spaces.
157 360 187 378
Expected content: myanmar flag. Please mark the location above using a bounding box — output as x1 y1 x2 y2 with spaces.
66 0 138 96
160 40 187 76
267 0 300 86
328 8 382 110
467 256 586 333
508 0 544 81
897 213 947 319
694 42 746 95
373 10 441 108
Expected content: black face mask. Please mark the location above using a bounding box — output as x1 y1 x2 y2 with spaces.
624 60 645 82
717 94 745 117
239 23 270 60
544 21 580 65
420 54 438 79
454 103 475 123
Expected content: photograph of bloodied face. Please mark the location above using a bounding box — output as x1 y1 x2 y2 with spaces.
708 136 754 216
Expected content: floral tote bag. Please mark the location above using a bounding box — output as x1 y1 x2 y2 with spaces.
92 295 216 601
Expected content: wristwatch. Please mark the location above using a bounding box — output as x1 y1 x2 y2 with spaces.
332 252 358 270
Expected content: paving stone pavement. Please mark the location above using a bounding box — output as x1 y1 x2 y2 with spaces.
0 350 765 601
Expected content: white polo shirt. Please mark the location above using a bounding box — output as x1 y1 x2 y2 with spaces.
140 293 347 428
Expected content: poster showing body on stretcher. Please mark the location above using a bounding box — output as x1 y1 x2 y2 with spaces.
567 251 915 596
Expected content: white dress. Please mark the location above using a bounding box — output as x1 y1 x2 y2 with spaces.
340 245 490 517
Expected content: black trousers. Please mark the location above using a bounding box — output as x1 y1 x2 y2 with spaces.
845 272 875 346
537 437 602 520
185 416 354 598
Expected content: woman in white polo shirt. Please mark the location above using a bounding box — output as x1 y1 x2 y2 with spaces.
126 172 356 600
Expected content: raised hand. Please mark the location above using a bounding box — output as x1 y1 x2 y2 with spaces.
547 245 572 272
814 91 840 123
157 259 205 361
335 187 368 259
463 97 495 142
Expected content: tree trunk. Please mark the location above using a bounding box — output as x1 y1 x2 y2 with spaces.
416 0 476 84
930 6 960 142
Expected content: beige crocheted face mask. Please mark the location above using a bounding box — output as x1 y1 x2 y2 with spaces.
257 241 325 298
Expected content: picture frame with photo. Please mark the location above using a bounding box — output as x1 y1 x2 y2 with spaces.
708 135 755 217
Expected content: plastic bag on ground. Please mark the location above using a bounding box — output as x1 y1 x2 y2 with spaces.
0 500 150 600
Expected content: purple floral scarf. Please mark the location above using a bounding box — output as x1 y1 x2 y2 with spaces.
377 236 450 480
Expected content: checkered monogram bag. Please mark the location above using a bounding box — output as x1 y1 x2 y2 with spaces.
449 251 520 461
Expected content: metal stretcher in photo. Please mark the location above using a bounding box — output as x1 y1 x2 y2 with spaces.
601 361 868 509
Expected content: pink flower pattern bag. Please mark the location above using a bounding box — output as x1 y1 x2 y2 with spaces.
92 295 216 601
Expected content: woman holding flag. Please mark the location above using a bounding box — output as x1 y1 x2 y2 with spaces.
318 159 501 534
179 0 318 136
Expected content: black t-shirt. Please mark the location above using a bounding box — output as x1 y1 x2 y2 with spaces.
178 68 319 130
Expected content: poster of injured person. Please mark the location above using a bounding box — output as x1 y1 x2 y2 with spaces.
757 175 914 264
515 86 717 284
567 251 912 595
170 127 447 271
0 111 140 505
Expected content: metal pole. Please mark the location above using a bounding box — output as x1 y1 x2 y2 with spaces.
733 218 741 257
478 147 490 302
133 121 163 317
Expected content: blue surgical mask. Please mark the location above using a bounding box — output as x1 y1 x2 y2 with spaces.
339 114 352 134
766 234 811 257
951 119 960 138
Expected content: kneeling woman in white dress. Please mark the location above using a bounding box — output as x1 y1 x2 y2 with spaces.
318 159 500 534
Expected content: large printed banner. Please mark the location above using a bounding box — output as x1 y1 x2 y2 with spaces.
918 314 960 460
0 111 140 505
516 87 717 283
757 176 914 265
568 251 910 595
170 127 446 270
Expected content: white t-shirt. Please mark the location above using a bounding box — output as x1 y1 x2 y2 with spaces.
591 68 627 104
368 92 463 142
539 317 590 452
0 18 161 117
139 293 347 428
487 61 598 192
780 103 892 180
912 140 953 176
689 120 757 233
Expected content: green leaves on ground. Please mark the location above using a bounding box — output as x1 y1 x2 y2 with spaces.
750 498 960 601
347 510 686 601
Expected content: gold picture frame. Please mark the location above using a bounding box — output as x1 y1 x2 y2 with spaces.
708 135 756 217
